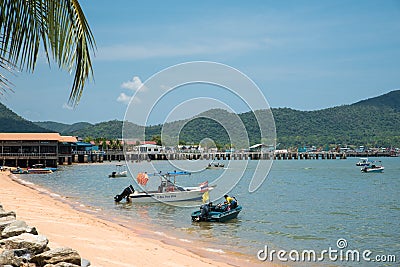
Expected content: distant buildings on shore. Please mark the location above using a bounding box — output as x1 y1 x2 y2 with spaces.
1 133 399 168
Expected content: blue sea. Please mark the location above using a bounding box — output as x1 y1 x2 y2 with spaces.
14 157 400 266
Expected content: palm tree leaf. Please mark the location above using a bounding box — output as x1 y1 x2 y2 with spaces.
0 0 96 105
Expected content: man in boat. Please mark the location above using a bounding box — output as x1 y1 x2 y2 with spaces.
224 195 238 210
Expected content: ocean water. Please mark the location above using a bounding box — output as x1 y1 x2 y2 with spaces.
15 158 399 266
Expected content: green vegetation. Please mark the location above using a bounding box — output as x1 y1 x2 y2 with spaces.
1 90 400 148
0 104 50 133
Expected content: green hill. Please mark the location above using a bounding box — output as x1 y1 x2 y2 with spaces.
34 121 92 135
0 103 51 133
1 90 399 147
352 90 400 111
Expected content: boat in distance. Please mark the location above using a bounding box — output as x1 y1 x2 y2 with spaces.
11 164 55 174
114 171 213 203
356 158 371 167
361 161 384 173
108 164 128 178
206 161 225 169
191 203 242 222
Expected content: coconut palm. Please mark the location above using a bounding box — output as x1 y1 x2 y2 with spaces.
0 0 95 105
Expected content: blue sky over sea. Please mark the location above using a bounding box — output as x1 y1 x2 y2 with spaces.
2 0 399 124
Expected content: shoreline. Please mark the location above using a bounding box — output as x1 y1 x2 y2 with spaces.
0 171 274 267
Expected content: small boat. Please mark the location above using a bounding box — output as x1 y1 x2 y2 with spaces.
27 164 55 174
11 167 28 174
361 161 384 173
356 158 371 167
206 162 224 169
108 164 128 178
191 203 242 222
114 171 213 203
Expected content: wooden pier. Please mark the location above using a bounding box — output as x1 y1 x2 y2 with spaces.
123 151 353 161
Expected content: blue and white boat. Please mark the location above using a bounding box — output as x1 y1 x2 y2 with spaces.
356 158 371 167
361 161 384 173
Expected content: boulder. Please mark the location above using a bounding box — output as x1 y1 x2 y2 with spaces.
31 247 81 266
2 220 38 238
0 248 31 266
0 219 17 234
0 211 16 219
3 233 48 255
0 215 16 223
43 263 81 267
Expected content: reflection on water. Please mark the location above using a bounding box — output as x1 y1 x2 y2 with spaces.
16 158 400 266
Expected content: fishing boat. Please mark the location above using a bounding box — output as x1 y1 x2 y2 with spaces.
356 158 371 167
108 164 128 178
361 161 384 173
191 203 242 222
206 162 224 169
26 164 55 174
114 171 213 203
11 167 28 174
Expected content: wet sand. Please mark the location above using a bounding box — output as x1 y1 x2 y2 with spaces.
0 171 274 267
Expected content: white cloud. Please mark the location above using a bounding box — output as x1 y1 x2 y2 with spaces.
62 103 73 110
121 76 146 92
116 92 132 104
117 76 146 105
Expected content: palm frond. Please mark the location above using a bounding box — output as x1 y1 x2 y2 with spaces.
0 0 96 105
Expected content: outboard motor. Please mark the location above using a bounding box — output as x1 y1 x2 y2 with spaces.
114 185 134 202
199 203 211 220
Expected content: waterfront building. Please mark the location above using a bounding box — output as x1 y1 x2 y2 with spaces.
0 133 77 168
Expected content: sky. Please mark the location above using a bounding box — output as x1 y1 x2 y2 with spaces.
1 0 399 125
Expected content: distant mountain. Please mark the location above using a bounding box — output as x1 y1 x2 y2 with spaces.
69 120 124 139
352 90 400 111
34 121 92 135
0 103 51 133
1 90 399 147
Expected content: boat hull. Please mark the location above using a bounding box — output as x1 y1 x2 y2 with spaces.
109 171 128 178
27 169 53 174
361 167 384 173
191 205 242 222
128 189 208 203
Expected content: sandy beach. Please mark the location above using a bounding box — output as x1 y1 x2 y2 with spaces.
0 170 272 267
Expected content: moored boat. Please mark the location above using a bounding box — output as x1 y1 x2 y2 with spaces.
26 164 55 174
108 164 128 178
356 158 371 167
206 162 224 169
114 171 213 203
11 167 28 174
361 161 384 173
191 203 242 222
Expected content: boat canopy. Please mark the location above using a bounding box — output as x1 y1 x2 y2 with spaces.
146 171 191 177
